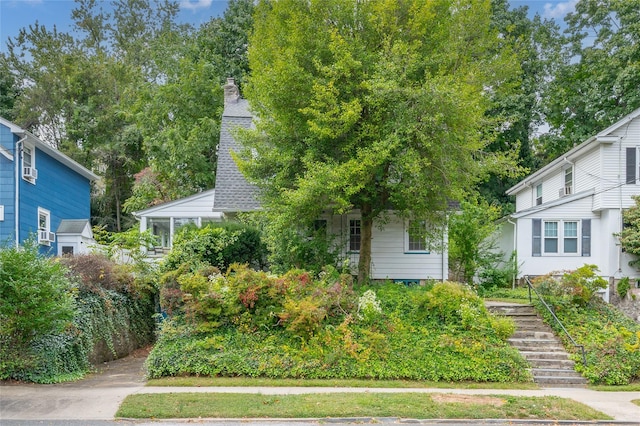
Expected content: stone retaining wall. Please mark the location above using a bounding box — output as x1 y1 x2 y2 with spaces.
609 279 640 323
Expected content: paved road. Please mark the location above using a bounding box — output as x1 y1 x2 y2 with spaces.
1 352 639 425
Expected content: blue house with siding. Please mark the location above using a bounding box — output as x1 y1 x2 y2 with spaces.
0 117 98 255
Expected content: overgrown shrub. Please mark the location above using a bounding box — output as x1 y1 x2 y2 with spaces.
616 277 630 299
147 273 528 383
1 246 156 383
161 222 267 272
532 265 607 306
531 267 640 385
158 264 355 336
534 298 640 385
0 240 77 378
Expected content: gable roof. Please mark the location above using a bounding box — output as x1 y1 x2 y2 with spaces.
132 188 221 217
212 97 260 212
57 219 91 234
0 117 99 181
506 107 640 196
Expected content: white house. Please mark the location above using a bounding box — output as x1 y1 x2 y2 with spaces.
134 78 448 281
497 107 640 299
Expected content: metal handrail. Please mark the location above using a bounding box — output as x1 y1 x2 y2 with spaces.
524 275 587 366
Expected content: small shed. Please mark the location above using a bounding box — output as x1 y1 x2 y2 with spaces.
56 219 95 256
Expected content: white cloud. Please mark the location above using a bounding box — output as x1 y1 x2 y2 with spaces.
180 0 213 11
543 0 578 19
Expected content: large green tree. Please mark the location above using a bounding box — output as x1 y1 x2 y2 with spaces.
479 0 564 211
238 0 522 283
123 0 255 212
540 0 640 161
3 0 197 230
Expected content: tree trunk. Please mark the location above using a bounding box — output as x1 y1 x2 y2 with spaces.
358 203 373 284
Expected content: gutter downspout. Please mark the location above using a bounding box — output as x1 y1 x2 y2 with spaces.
507 218 517 289
15 134 27 248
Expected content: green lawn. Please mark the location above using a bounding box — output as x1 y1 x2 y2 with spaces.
146 376 539 389
117 392 611 420
589 383 640 392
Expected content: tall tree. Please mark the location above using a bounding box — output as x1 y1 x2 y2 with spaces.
478 0 564 211
123 0 254 211
4 0 187 231
541 0 640 160
0 56 19 121
239 0 522 283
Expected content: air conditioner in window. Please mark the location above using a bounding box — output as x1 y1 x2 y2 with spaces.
23 167 38 180
38 230 50 244
559 186 572 197
38 230 55 242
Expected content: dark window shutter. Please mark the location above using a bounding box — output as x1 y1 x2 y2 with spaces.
532 219 541 257
582 219 591 257
627 148 637 184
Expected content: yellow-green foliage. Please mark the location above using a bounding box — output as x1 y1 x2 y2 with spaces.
148 269 529 383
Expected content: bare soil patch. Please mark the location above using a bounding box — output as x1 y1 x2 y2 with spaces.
431 393 507 406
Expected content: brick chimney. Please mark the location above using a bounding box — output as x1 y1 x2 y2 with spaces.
223 78 240 104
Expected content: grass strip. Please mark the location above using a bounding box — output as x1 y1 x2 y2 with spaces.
632 399 640 407
146 376 539 389
117 392 610 420
589 383 640 392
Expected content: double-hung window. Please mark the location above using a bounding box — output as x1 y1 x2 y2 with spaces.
349 219 361 252
535 183 542 205
544 221 558 253
22 144 37 182
37 207 51 246
406 220 429 252
563 221 578 253
564 167 573 195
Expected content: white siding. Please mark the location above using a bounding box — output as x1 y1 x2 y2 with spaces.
543 170 563 203
598 119 640 209
513 196 625 279
573 146 600 195
328 213 446 281
137 190 218 218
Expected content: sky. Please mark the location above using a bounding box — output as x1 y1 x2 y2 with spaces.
0 0 578 53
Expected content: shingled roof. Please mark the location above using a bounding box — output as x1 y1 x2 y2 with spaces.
212 79 260 212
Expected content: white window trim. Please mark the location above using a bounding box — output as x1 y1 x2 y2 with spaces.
563 166 573 195
37 207 51 246
404 220 430 253
22 144 37 183
542 219 581 256
534 183 542 206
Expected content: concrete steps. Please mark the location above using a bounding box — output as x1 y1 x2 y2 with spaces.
486 301 588 388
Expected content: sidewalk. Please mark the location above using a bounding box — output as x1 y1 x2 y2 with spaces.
1 353 639 423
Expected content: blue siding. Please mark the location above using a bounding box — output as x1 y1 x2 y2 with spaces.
18 147 91 255
0 125 16 246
